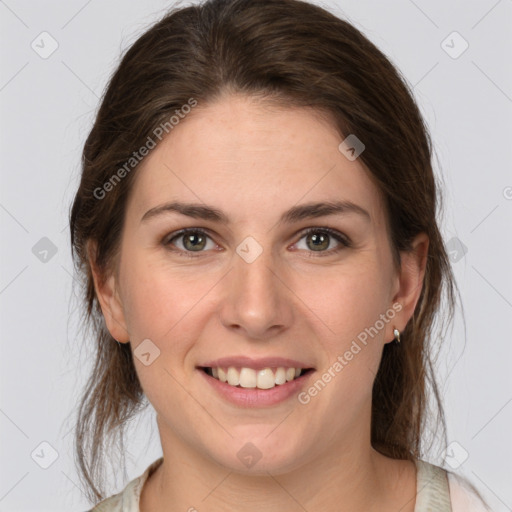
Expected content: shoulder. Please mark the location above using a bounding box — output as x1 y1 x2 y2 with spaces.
415 459 492 512
88 457 164 512
446 470 493 512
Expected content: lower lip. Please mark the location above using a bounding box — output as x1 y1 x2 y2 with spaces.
197 369 314 407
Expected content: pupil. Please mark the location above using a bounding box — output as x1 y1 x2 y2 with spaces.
309 232 328 251
184 233 205 251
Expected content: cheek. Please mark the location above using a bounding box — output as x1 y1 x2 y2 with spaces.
119 250 217 342
296 269 389 419
303 262 390 345
297 260 391 409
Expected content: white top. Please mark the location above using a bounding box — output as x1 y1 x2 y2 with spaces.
88 457 492 511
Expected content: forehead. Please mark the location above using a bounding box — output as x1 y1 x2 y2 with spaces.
126 95 384 227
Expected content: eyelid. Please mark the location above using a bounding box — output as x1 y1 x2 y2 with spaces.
299 226 352 250
162 227 218 257
162 226 352 257
293 226 352 254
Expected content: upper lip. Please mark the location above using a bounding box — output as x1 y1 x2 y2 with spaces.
198 356 315 371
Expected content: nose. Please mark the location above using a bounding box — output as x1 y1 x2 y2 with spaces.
218 244 294 340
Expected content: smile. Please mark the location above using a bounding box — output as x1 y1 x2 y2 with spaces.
200 366 314 390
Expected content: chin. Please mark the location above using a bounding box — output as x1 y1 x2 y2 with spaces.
206 435 307 476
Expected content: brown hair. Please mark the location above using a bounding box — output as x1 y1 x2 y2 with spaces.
70 0 456 503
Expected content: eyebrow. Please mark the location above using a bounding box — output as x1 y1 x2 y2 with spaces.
140 200 371 225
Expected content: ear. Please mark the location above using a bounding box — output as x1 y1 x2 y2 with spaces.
87 240 130 343
386 232 429 344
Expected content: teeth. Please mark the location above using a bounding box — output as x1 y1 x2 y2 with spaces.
275 367 287 385
227 366 240 386
218 367 227 383
239 367 257 388
207 366 305 389
257 368 275 389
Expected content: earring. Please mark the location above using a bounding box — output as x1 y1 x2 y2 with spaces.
393 328 401 344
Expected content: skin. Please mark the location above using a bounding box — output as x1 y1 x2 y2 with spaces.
90 93 428 512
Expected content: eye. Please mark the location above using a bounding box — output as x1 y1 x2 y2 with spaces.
293 227 351 256
163 228 217 257
162 226 351 258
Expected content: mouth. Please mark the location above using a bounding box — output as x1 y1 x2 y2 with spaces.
198 366 315 390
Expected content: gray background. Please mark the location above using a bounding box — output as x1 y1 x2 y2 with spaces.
1 0 511 510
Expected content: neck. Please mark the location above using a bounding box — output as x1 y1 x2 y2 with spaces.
140 420 415 512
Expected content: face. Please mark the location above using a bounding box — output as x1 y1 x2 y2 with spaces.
94 94 427 475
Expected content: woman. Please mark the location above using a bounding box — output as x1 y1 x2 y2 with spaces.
70 0 491 510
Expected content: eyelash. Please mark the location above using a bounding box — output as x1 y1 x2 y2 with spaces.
162 227 352 259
